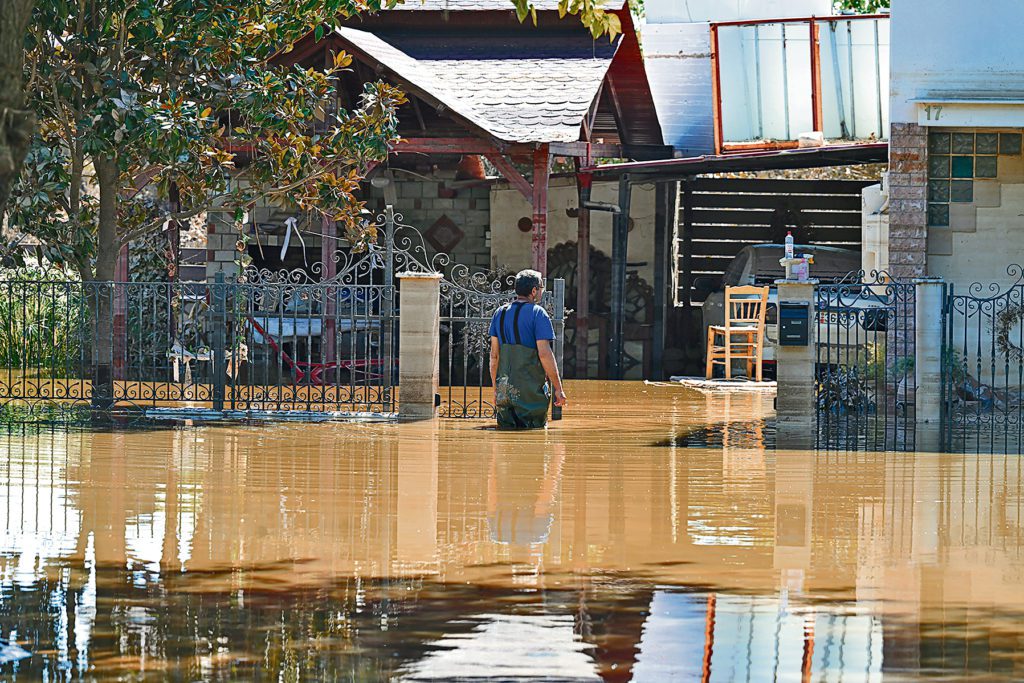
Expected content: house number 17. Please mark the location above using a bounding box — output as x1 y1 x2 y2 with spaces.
924 105 944 121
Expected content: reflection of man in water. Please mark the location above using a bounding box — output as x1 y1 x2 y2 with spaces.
488 269 567 429
488 445 566 547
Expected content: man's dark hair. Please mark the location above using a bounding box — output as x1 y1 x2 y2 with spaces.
514 269 543 297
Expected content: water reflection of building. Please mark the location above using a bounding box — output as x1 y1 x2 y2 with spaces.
2 423 1024 678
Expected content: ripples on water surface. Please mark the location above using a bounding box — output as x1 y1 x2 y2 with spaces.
0 382 1022 680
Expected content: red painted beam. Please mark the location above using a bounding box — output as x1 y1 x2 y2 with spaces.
531 145 551 274
484 152 533 202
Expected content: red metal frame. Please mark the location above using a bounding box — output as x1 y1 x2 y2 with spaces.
710 24 724 156
246 316 386 386
709 13 889 28
710 14 889 154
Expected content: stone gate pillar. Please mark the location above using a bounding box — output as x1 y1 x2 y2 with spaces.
913 277 944 424
398 272 442 419
775 280 817 448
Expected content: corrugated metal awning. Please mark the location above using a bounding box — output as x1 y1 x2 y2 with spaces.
584 143 888 179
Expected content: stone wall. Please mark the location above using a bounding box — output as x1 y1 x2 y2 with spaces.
365 171 492 272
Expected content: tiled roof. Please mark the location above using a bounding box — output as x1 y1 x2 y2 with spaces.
335 27 618 143
389 0 566 10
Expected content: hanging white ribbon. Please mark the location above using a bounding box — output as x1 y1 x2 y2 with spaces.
281 216 296 261
279 216 309 267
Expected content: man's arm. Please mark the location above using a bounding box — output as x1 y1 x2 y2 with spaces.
537 339 567 407
489 336 500 401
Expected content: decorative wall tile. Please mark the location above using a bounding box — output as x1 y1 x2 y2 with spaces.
1000 133 1022 155
952 133 975 154
929 155 950 178
951 180 974 203
951 156 974 178
976 133 999 154
927 203 949 227
928 180 950 202
976 156 998 178
928 132 951 154
949 203 978 233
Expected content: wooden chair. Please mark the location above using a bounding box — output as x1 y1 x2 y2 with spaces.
705 285 769 382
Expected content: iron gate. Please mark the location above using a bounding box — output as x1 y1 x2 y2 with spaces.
943 266 1024 453
815 272 917 451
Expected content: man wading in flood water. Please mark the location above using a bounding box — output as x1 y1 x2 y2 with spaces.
488 270 567 429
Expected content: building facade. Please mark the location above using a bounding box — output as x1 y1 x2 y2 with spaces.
888 0 1024 285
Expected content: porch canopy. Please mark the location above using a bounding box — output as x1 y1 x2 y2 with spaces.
583 143 890 379
284 0 668 273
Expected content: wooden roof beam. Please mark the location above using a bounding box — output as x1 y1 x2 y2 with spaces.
484 152 533 202
391 137 507 155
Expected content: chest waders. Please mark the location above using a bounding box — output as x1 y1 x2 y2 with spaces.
494 301 550 429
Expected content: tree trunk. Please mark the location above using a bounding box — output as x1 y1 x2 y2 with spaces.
0 0 36 210
90 155 120 408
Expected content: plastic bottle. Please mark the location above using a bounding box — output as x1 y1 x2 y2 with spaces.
784 231 794 259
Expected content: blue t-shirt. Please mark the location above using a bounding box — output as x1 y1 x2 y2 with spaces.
488 301 555 350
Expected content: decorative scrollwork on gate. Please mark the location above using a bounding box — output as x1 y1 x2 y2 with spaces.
944 264 1024 450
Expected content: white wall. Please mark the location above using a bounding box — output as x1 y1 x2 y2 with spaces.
890 0 1024 124
645 0 829 24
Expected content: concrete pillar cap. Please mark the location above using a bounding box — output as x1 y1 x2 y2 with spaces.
397 271 443 280
774 279 819 285
911 276 944 283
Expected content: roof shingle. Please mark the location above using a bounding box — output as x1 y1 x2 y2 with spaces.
335 26 618 143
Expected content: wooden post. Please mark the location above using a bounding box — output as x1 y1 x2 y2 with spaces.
652 181 671 380
610 175 631 380
710 24 724 155
575 169 592 379
531 145 551 274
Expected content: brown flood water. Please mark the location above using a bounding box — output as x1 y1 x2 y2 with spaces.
0 381 1022 680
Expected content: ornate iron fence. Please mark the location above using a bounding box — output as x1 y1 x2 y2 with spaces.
943 266 1024 453
0 207 566 421
0 278 396 416
815 272 916 451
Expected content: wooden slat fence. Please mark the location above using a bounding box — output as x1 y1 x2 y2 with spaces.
676 178 875 305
